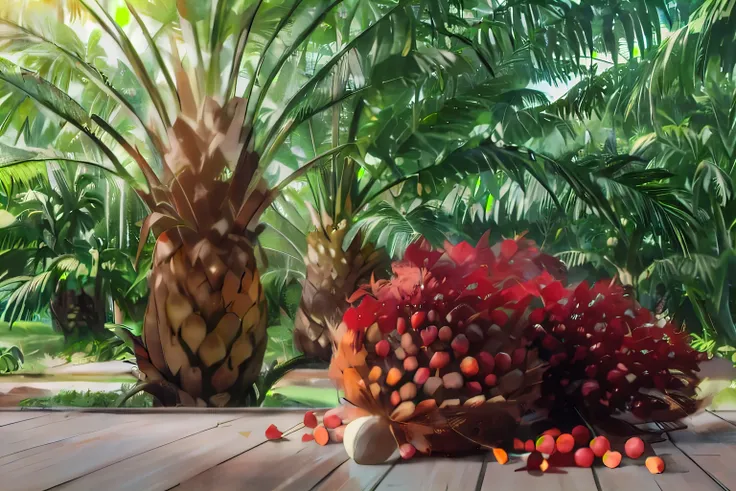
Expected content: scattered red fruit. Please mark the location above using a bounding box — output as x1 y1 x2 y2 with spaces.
513 438 525 451
414 367 430 385
478 352 495 372
494 352 512 373
301 433 314 442
536 434 555 454
324 413 342 429
574 447 595 468
625 437 645 459
303 411 318 429
460 356 479 377
602 450 622 469
451 334 470 355
527 451 544 470
590 436 611 458
331 425 346 443
313 425 329 446
375 339 390 357
265 424 283 440
390 390 401 406
429 351 451 369
493 448 509 465
525 439 535 452
396 317 407 335
542 427 561 438
484 374 497 387
645 456 665 474
556 433 575 454
399 443 416 459
571 425 590 446
411 312 426 330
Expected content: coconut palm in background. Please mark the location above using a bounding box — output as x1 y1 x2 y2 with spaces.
0 0 733 408
282 0 697 360
538 0 736 352
0 0 493 406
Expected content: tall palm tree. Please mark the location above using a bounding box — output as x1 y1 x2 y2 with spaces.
0 0 470 406
283 0 687 360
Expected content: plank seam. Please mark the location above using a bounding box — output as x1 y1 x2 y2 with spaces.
666 432 729 491
44 415 246 491
708 410 736 429
590 466 604 491
368 462 397 491
474 452 488 491
307 455 351 491
169 421 306 487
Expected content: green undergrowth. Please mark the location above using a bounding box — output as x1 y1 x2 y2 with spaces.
19 383 153 408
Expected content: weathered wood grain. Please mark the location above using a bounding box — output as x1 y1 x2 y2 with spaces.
377 455 484 491
1 413 236 491
0 412 134 459
54 412 304 491
594 438 724 491
311 460 394 491
479 455 598 491
666 411 736 489
176 427 348 491
0 411 50 427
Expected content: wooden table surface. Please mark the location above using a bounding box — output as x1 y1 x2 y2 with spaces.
0 408 733 491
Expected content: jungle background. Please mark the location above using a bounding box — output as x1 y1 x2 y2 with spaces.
0 0 734 409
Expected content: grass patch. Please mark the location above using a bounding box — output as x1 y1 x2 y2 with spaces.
0 322 64 372
263 385 340 408
0 321 56 335
19 383 153 408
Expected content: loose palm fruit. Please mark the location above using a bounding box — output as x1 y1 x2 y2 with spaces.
645 456 665 474
556 434 575 454
571 425 590 446
602 450 622 469
625 437 645 459
574 447 595 468
590 436 611 458
536 434 555 454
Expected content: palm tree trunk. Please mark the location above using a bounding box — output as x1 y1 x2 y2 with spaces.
293 223 385 361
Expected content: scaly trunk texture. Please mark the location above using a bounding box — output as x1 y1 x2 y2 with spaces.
140 231 267 407
134 97 270 407
294 220 384 361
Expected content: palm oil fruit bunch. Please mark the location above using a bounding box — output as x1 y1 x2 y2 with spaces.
529 279 705 422
331 235 565 456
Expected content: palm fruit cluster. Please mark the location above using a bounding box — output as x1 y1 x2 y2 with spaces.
528 278 706 421
294 218 384 361
332 234 568 449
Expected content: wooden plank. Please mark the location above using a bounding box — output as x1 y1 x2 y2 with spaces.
666 411 736 489
0 412 126 458
311 460 394 491
0 410 51 427
176 428 348 491
0 411 82 437
593 438 723 491
1 413 239 491
55 412 304 491
711 411 736 427
377 455 484 491
479 455 597 491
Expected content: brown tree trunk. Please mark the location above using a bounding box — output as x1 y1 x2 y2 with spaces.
293 222 385 362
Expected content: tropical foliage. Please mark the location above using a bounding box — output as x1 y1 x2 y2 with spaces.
0 0 733 408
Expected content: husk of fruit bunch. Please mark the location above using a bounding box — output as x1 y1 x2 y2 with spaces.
329 233 569 456
330 233 721 459
528 278 711 425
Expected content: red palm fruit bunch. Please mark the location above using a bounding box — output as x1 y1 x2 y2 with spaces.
528 278 708 422
329 233 566 456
